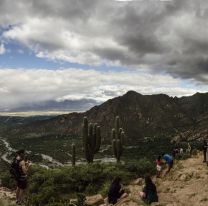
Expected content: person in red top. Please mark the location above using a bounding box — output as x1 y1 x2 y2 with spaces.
156 155 162 178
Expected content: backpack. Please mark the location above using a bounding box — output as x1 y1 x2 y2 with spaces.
10 158 21 180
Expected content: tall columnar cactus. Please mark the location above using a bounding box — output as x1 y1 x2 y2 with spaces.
112 116 125 162
82 117 101 163
72 143 76 166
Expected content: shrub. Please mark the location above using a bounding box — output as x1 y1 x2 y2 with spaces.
0 158 155 206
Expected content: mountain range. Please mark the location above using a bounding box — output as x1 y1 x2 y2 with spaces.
3 91 208 142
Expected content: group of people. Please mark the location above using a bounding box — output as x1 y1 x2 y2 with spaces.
108 153 174 205
155 153 174 178
11 149 174 205
11 148 176 206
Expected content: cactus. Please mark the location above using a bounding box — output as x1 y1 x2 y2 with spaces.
112 116 125 162
72 143 76 166
82 117 101 163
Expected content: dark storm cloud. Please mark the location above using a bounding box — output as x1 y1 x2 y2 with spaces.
1 0 208 82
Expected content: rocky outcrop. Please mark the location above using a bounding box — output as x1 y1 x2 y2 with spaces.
0 187 15 200
0 187 15 206
85 194 104 205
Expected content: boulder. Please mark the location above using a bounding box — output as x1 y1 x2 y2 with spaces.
85 194 104 205
179 174 187 181
69 198 78 204
132 178 144 186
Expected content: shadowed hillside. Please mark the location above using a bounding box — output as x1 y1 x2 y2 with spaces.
3 91 208 142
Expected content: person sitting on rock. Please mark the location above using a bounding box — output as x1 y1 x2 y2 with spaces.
140 176 158 205
156 155 162 178
108 177 125 205
162 153 174 175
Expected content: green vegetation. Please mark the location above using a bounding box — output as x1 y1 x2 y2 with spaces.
0 199 15 206
7 135 81 163
0 159 154 206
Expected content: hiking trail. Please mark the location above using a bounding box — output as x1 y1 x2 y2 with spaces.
117 152 208 206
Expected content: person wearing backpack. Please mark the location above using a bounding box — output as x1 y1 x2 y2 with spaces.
11 149 30 205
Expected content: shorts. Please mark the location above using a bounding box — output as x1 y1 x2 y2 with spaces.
156 165 162 172
17 177 27 190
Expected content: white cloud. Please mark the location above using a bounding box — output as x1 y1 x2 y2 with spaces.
0 68 206 110
0 0 208 110
0 0 207 82
0 43 6 55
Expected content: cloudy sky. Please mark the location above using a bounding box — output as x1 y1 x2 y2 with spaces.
0 0 208 111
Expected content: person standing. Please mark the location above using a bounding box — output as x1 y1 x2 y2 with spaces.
203 140 208 163
156 155 162 178
186 143 192 155
12 150 30 205
172 148 179 158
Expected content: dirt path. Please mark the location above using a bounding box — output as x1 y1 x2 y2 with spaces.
156 153 208 206
124 153 208 206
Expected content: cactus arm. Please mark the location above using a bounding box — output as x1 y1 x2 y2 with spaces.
95 126 101 153
72 144 76 166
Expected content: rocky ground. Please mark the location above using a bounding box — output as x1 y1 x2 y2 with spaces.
0 187 15 206
1 153 208 206
100 152 208 206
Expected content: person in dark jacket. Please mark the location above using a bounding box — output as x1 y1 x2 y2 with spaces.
203 139 208 163
108 177 124 205
140 176 158 205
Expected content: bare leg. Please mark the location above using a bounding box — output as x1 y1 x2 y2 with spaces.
157 170 161 178
18 189 25 203
139 192 145 198
16 187 20 202
165 163 173 175
167 165 171 174
164 166 169 176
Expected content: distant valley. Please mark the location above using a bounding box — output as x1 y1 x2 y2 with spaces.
3 90 208 142
0 90 207 167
